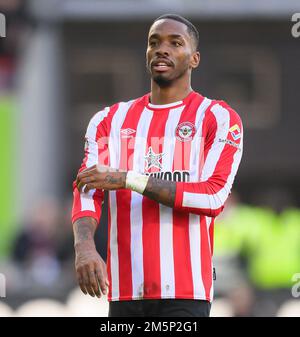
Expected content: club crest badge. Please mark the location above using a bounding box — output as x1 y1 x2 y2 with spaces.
175 122 196 142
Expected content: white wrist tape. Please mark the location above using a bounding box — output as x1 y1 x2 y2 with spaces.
126 171 149 194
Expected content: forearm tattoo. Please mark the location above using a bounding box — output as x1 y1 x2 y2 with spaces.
73 217 97 245
143 177 176 208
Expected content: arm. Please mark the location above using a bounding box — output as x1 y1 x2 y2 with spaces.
142 177 176 208
71 108 110 225
76 166 175 208
72 109 110 297
73 217 109 298
173 103 243 217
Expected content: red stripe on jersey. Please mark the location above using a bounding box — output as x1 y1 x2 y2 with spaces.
142 109 170 298
116 98 145 299
209 219 214 255
172 94 203 298
200 216 212 300
72 185 82 223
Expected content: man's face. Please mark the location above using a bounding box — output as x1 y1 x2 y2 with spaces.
146 19 199 87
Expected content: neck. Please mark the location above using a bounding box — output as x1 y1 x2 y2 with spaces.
150 77 193 105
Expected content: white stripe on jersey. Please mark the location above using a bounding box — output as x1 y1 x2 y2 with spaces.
80 107 110 212
182 190 226 210
109 101 135 300
160 106 184 298
80 190 96 212
130 107 153 299
189 213 206 299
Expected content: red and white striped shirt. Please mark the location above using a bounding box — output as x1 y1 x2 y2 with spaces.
72 91 243 302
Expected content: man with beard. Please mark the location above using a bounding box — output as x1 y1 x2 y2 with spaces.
72 14 243 317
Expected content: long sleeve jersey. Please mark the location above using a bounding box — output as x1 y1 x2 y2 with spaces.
72 91 243 302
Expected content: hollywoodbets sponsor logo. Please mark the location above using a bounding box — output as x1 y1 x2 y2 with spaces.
145 170 190 182
219 138 241 151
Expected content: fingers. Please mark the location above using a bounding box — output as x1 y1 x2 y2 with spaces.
76 263 94 297
77 269 90 296
84 183 96 193
95 267 108 296
88 268 101 298
76 165 120 193
76 167 97 187
77 179 96 193
77 170 96 182
78 183 96 194
77 275 87 295
76 168 100 193
77 174 105 193
77 263 108 298
78 175 96 185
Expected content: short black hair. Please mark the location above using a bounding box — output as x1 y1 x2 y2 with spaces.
153 14 199 50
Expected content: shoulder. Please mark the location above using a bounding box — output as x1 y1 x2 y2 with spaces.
88 97 142 129
204 98 243 129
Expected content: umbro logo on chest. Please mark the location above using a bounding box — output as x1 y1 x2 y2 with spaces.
120 122 197 142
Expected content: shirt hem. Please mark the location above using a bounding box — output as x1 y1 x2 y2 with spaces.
108 295 212 303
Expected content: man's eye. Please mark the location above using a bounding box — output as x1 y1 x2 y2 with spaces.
172 41 182 47
149 41 157 47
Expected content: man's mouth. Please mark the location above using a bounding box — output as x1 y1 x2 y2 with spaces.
151 60 173 72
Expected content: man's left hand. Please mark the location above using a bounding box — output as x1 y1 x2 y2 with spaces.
76 165 127 193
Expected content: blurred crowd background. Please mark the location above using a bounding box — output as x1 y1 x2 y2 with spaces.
0 0 300 317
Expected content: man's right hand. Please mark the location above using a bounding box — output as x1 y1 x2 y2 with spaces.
74 240 109 298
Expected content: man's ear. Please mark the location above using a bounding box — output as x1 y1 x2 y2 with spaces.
190 51 200 69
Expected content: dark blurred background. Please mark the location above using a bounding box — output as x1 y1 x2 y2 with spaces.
0 0 300 317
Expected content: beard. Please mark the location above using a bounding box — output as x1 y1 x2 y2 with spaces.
149 63 189 88
152 74 173 88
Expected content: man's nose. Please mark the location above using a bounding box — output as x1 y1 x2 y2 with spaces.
155 42 170 57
